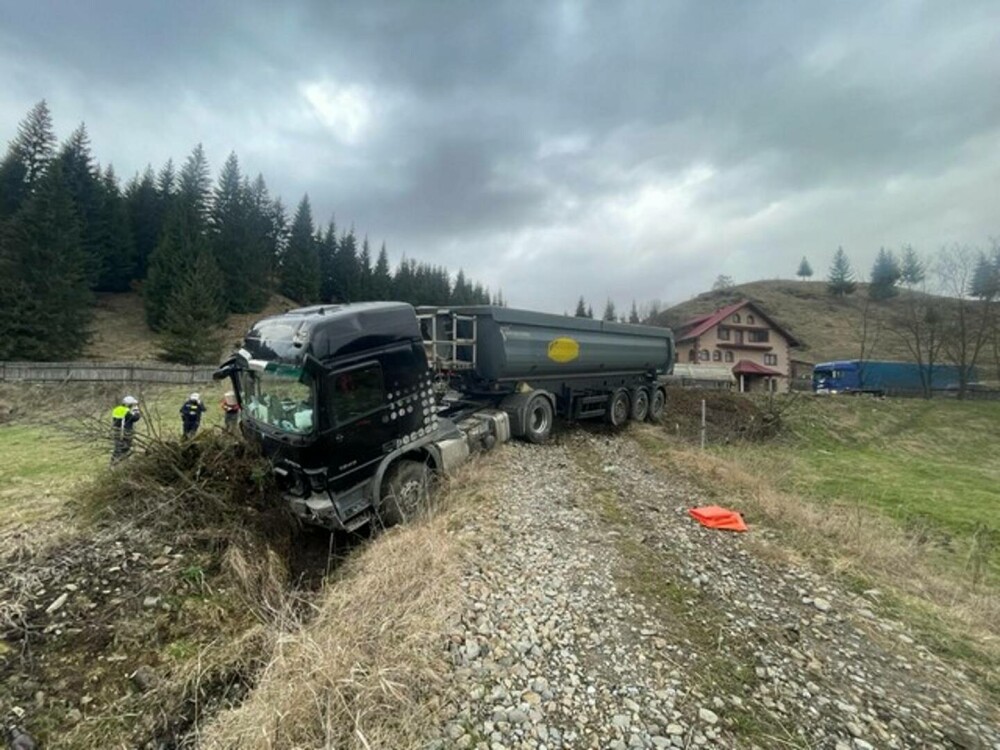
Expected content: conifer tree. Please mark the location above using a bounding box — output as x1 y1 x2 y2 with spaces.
246 174 283 303
317 220 338 303
870 247 902 300
279 194 319 303
899 245 925 287
57 124 104 287
797 257 813 279
372 243 392 299
94 165 136 291
160 246 226 364
0 100 56 221
970 252 1000 300
602 299 616 321
629 300 640 324
334 229 359 301
827 247 857 297
358 236 373 299
392 255 415 303
586 304 594 319
575 296 588 317
0 161 91 359
124 166 161 279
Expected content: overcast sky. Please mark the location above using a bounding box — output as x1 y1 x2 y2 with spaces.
2 1 997 313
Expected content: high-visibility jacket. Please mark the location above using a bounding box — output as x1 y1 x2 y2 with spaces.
111 405 141 433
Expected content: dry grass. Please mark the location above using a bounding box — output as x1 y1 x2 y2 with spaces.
197 456 502 750
635 425 1000 694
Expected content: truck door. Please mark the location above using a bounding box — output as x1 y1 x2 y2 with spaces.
324 360 395 486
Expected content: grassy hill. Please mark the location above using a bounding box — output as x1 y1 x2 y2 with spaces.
84 292 299 362
651 279 998 374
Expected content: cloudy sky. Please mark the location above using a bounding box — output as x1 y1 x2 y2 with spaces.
1 1 997 312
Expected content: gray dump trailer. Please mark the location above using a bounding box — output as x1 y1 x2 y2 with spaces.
217 302 674 531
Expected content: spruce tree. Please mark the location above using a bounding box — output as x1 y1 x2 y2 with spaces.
870 247 902 300
970 252 999 300
797 257 813 279
124 166 161 280
57 124 104 287
160 246 226 364
372 243 392 299
0 161 91 359
358 236 373 299
94 165 136 291
245 174 282 305
602 299 616 321
629 300 640 324
279 194 320 303
317 220 338 303
586 304 594 319
900 245 925 287
827 247 857 297
575 297 588 317
334 229 359 302
0 100 56 221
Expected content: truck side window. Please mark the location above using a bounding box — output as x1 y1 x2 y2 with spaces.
328 364 385 425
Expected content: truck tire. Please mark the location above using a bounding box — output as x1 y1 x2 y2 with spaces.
630 388 650 422
379 459 430 527
606 389 630 427
647 387 666 422
524 393 554 444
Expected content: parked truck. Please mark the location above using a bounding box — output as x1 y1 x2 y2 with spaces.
215 302 674 531
812 359 970 395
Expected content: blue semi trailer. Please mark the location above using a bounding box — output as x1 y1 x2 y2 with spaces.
812 360 969 395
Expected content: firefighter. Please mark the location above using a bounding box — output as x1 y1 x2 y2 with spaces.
220 390 241 432
111 395 141 464
179 392 207 439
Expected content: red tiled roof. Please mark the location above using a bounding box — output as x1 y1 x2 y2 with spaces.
675 299 801 347
731 359 785 376
675 301 750 342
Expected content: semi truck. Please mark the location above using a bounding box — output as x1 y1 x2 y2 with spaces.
812 359 970 395
214 302 674 531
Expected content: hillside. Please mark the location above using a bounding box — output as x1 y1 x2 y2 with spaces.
651 279 996 371
84 292 299 362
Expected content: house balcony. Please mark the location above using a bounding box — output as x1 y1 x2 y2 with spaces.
715 342 774 351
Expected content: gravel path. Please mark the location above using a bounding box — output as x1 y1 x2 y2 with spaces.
432 428 999 750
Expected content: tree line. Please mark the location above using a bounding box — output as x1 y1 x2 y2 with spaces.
0 101 497 363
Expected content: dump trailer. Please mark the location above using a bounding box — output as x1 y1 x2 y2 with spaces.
215 302 674 531
812 359 969 395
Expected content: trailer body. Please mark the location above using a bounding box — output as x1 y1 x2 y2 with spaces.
812 359 969 395
216 302 674 530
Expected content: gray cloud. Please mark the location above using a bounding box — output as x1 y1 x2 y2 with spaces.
2 0 998 313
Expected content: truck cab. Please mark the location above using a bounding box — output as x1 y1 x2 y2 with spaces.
215 302 507 531
812 361 860 394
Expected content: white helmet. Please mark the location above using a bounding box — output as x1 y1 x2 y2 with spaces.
190 392 201 401
123 395 138 406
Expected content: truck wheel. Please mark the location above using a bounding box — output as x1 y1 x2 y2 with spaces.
606 389 630 427
647 387 666 422
524 394 554 444
631 388 650 422
379 460 430 527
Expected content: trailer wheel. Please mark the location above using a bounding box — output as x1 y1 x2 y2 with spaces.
631 388 650 422
606 389 630 427
524 394 554 444
379 459 430 527
647 387 666 422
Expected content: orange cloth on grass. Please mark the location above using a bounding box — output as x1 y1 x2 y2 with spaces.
688 505 748 532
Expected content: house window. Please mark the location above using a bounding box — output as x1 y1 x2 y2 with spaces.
725 351 734 363
747 315 755 324
717 327 730 341
700 349 709 361
712 350 722 361
764 353 778 366
749 330 770 343
732 313 741 323
689 349 698 362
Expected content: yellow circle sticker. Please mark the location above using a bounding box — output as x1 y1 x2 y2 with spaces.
547 337 580 363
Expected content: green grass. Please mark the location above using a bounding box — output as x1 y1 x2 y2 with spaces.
717 396 1000 581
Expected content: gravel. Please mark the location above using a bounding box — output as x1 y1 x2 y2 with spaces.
431 429 1000 749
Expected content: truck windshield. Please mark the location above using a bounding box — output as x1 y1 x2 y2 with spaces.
241 367 315 434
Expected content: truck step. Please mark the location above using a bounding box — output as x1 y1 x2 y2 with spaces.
343 511 373 533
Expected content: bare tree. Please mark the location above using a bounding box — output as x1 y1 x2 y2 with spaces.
889 252 945 397
935 245 995 398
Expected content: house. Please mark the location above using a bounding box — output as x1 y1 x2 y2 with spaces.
674 300 802 393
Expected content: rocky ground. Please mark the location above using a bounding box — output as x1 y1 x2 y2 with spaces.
431 428 1000 750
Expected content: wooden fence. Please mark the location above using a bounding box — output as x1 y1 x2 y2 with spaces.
0 361 217 384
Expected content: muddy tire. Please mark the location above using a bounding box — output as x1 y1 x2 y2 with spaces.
647 387 666 422
379 459 430 527
630 388 650 422
524 394 554 444
606 389 630 427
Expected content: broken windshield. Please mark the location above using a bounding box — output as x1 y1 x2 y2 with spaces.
241 367 315 434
